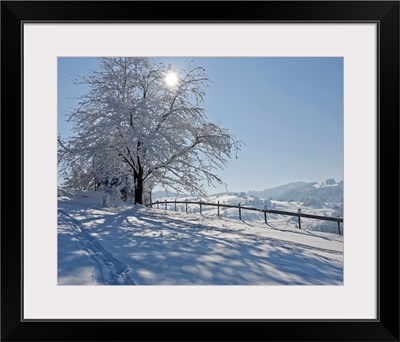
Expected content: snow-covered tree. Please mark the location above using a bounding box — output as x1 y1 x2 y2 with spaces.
58 57 243 204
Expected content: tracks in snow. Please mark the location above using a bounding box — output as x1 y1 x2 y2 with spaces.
58 209 137 285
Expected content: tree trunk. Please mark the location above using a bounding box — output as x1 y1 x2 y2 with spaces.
134 168 144 205
133 141 145 205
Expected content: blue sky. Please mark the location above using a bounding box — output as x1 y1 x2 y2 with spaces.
58 57 343 194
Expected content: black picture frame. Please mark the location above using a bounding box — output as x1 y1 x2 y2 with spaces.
1 1 399 341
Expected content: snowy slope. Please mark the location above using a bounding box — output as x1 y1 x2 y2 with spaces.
58 190 343 286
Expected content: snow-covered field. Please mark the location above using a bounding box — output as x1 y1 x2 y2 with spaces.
58 190 343 286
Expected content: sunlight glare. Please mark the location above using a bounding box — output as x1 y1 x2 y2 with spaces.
165 72 179 87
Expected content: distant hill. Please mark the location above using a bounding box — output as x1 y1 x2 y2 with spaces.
248 182 308 199
152 190 190 199
272 180 343 205
153 179 343 210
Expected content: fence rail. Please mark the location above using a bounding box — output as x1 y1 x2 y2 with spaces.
150 200 343 235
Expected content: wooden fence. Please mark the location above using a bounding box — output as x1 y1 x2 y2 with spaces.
150 200 344 235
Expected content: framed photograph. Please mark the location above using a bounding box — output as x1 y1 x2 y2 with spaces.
2 1 399 341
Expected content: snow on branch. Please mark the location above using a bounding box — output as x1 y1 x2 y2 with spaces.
59 57 244 203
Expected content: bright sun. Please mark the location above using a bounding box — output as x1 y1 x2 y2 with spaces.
165 72 178 86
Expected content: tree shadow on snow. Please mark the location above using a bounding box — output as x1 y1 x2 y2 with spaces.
60 206 343 285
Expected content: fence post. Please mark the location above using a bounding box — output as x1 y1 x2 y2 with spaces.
186 200 188 213
264 211 267 224
175 199 177 212
217 201 220 217
157 201 159 209
337 217 341 235
239 203 241 220
297 208 302 229
165 200 167 210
